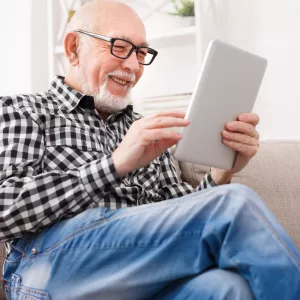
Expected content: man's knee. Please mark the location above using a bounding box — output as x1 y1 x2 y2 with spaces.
192 183 265 221
213 183 262 208
218 183 256 197
192 268 255 300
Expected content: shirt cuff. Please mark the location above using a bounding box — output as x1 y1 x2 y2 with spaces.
206 169 217 187
196 170 217 191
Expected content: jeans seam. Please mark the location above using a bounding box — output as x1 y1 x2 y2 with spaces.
20 231 203 259
248 200 300 269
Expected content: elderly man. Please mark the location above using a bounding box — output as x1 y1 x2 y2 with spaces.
0 1 299 299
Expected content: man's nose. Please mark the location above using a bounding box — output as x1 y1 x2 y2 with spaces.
122 51 140 73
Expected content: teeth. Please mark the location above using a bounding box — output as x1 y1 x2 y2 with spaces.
111 76 127 85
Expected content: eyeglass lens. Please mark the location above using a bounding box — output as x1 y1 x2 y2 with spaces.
112 39 153 65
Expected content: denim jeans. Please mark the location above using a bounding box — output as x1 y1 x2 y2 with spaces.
3 184 300 300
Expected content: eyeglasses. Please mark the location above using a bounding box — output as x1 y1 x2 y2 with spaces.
75 29 158 66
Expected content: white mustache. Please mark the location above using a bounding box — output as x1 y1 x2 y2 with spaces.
107 71 136 82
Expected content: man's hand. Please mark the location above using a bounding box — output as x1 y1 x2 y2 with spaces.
211 113 260 184
112 111 190 177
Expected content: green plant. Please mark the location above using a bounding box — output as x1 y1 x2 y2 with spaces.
171 0 195 17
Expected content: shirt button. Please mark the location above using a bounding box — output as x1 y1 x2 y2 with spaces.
31 248 37 255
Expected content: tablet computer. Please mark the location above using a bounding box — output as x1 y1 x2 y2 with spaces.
173 39 268 170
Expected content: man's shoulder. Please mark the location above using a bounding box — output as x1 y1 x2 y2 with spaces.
0 91 60 114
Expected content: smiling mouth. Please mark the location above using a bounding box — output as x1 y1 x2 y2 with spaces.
110 75 129 85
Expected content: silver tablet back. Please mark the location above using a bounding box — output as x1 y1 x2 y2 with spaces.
173 40 267 170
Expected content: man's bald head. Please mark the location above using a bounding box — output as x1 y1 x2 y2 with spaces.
69 0 145 34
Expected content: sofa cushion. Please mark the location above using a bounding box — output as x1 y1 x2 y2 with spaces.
177 140 300 250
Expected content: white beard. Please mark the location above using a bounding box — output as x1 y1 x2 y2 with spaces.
79 67 133 114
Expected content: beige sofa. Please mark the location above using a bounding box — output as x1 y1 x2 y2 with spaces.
0 140 299 299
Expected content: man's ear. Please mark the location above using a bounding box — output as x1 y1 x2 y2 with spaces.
64 32 80 66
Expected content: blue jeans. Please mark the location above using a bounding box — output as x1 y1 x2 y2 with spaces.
3 184 300 300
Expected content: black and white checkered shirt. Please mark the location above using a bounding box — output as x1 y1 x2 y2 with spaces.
0 76 216 243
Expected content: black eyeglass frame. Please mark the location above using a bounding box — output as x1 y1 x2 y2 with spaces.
74 29 158 66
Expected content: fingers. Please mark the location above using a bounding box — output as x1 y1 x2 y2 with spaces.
238 113 260 126
143 129 182 144
133 111 189 139
144 116 190 129
148 111 186 119
222 112 260 160
128 111 188 151
225 121 259 139
222 139 258 157
155 138 179 151
222 130 259 147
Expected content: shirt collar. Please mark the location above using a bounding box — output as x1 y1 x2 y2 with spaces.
49 76 85 112
49 75 134 116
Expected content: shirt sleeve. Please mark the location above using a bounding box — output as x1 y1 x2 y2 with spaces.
0 101 121 242
157 150 216 200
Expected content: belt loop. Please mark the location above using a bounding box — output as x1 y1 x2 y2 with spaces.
10 233 35 257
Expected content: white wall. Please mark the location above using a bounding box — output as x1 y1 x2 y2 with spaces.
0 0 48 96
0 0 32 95
30 0 49 93
254 0 300 140
195 0 300 140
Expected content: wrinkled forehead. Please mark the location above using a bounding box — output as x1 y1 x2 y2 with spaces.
93 10 147 47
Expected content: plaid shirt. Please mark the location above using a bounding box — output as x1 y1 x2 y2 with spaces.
0 76 216 244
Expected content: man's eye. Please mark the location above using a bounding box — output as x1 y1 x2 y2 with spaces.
113 46 125 50
138 51 147 57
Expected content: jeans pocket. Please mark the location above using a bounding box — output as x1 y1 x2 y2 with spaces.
5 274 50 300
